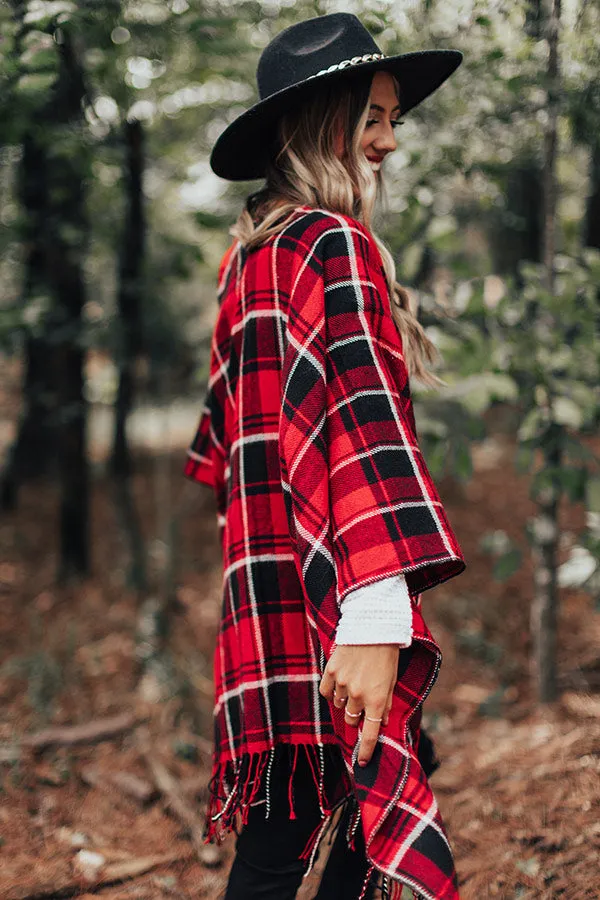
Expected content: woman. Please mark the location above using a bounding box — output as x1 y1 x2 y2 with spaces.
184 13 466 900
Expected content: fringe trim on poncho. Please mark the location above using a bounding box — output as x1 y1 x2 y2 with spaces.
203 739 428 899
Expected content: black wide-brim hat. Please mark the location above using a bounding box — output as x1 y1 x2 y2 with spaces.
210 13 463 182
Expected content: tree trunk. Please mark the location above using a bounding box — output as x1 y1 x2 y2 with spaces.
530 432 562 703
584 143 600 250
5 3 91 576
1 335 57 510
530 0 562 704
493 0 544 284
111 118 147 590
1 6 58 509
112 119 145 477
524 0 543 39
46 27 91 580
490 159 543 280
136 370 183 703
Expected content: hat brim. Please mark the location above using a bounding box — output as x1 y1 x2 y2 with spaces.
209 49 462 181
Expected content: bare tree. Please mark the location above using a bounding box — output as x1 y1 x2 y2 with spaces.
111 118 147 590
530 0 562 702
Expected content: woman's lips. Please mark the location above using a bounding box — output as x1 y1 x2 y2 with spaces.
366 156 384 171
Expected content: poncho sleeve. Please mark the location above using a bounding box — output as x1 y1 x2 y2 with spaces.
183 244 237 539
279 212 465 649
183 359 228 544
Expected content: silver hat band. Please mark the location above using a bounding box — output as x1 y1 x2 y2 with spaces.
307 53 386 80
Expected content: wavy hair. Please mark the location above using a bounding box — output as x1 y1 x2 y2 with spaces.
230 71 443 387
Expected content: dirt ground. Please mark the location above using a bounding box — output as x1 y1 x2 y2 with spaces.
0 412 599 900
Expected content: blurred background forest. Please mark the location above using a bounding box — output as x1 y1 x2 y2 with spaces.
1 0 599 898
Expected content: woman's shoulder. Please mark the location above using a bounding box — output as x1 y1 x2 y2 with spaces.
281 205 376 260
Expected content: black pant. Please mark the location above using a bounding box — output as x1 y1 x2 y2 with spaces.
224 745 377 900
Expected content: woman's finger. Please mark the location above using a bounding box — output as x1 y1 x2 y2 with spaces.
382 681 395 726
344 698 363 728
333 687 348 709
358 711 383 766
319 666 335 700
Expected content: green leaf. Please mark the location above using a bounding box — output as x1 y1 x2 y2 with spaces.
425 439 448 479
16 72 58 96
586 476 600 513
441 373 518 417
454 440 473 482
530 467 559 500
507 76 525 93
194 210 228 229
517 409 545 442
563 434 599 465
552 397 583 429
558 547 598 589
478 687 506 718
492 548 523 581
556 467 587 503
20 47 58 73
515 444 535 474
480 530 512 556
173 740 199 762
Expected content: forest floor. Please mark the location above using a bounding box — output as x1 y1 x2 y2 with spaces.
1 406 599 900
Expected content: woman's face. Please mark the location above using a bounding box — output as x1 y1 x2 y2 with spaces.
335 70 401 172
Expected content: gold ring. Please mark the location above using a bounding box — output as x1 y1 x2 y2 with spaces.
365 716 382 723
345 711 362 718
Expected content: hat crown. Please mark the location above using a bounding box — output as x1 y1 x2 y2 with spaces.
256 13 382 100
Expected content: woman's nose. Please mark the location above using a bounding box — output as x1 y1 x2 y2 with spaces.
373 123 397 154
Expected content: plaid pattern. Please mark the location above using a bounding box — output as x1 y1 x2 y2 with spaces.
184 206 465 899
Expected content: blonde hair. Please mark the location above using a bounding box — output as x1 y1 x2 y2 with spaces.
230 71 444 388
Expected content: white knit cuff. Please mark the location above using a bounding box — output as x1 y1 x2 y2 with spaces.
335 573 413 646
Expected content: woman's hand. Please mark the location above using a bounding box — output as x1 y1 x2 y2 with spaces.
319 644 399 767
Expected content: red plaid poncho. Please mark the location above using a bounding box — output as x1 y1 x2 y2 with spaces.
184 206 466 899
